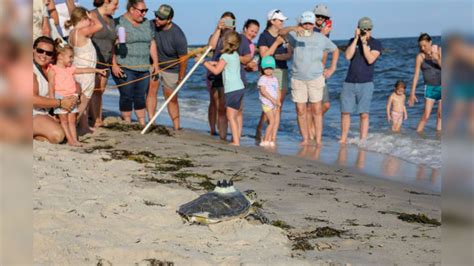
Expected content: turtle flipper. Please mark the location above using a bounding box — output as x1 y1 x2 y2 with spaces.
250 208 270 224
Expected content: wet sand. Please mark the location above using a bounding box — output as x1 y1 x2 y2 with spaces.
33 117 441 265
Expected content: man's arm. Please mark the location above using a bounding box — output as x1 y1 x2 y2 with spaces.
361 39 381 65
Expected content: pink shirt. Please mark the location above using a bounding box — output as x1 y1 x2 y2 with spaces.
258 75 279 108
49 64 77 97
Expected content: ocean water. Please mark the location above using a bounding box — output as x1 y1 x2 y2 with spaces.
102 36 442 192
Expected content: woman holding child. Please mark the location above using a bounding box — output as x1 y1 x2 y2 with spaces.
33 36 78 143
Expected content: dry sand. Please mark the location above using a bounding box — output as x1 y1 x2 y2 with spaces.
33 117 441 265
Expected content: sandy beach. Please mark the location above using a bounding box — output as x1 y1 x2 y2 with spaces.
33 117 441 265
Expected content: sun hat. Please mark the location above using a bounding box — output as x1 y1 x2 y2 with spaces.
261 56 276 69
299 11 316 24
313 5 330 18
267 9 288 21
155 4 174 20
358 17 373 30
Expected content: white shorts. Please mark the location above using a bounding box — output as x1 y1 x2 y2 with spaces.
291 76 326 103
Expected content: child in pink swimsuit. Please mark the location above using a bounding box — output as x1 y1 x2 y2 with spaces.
48 39 106 147
386 80 408 132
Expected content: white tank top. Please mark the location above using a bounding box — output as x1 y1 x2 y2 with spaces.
33 63 50 116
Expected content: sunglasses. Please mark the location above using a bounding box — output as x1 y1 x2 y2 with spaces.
35 48 54 57
133 6 148 14
316 15 328 20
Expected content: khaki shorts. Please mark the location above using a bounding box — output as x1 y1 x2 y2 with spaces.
291 76 326 103
160 71 179 90
273 68 289 91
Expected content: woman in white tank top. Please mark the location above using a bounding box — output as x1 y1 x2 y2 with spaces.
33 36 78 143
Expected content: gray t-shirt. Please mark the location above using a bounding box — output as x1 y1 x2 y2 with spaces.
287 31 337 81
154 22 188 74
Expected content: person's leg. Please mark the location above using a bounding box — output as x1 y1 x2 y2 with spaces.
360 113 370 140
416 99 435 133
132 71 149 126
217 87 228 140
436 100 442 131
77 94 93 135
113 69 134 123
146 77 159 122
311 101 323 146
296 103 309 145
339 82 356 144
226 107 240 146
356 82 374 141
263 110 275 142
322 85 331 114
68 113 81 146
33 115 65 144
58 114 74 145
209 87 218 135
255 112 267 141
272 108 280 142
340 113 351 144
163 87 180 130
306 104 315 140
89 72 108 128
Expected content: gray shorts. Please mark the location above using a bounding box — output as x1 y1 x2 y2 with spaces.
160 71 179 90
340 82 374 114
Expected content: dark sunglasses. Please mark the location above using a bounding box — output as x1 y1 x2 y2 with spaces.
316 15 328 20
133 6 148 14
35 48 54 57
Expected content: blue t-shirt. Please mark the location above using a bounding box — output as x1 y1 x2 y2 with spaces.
345 37 382 83
154 22 188 74
287 31 337 81
257 30 288 69
221 52 245 93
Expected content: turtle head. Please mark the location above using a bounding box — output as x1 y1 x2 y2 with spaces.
243 190 257 203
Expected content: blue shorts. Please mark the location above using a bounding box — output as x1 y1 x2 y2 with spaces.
225 89 246 110
452 83 474 100
340 82 374 114
425 85 442 101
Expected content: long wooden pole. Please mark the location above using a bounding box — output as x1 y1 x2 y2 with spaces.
141 46 213 135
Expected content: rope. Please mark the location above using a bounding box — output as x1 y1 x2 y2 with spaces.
93 46 207 91
75 47 206 69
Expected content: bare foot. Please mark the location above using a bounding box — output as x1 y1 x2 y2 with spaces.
68 141 83 147
94 120 104 128
255 130 262 142
229 142 240 146
78 127 95 136
338 139 347 144
315 141 322 147
299 140 310 146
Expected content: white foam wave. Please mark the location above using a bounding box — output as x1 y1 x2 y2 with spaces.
348 132 441 169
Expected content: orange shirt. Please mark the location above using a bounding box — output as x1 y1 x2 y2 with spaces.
49 64 77 97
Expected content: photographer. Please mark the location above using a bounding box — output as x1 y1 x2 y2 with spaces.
339 17 382 144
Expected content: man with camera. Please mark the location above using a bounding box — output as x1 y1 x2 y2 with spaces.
339 17 382 144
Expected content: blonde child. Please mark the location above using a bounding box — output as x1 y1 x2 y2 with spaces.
258 56 281 147
66 7 103 133
202 31 246 146
48 39 106 146
386 80 408 132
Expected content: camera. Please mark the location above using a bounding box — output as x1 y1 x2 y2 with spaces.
360 29 367 36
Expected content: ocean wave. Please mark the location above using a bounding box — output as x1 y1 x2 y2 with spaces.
348 132 441 169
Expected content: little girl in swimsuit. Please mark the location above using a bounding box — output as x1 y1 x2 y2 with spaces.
386 80 408 132
48 39 106 146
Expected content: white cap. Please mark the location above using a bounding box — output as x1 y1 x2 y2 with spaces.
267 9 288 21
299 11 316 24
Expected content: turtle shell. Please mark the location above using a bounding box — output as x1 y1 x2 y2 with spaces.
177 189 251 224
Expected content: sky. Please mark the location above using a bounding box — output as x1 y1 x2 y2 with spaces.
79 0 473 45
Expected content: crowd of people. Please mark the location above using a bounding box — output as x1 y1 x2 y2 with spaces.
32 0 443 148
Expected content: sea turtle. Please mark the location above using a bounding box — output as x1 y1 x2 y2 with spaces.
177 180 269 225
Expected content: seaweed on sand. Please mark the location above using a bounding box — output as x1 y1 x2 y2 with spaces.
103 122 172 136
378 211 441 226
271 220 294 230
288 226 346 251
84 145 114 153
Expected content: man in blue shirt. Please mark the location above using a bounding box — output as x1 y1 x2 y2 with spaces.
340 17 382 144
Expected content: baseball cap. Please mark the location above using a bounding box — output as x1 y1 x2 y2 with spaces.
155 4 174 20
261 56 276 69
267 9 288 21
313 5 330 18
358 17 373 30
299 11 316 25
